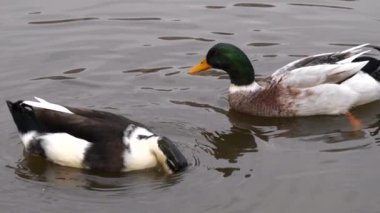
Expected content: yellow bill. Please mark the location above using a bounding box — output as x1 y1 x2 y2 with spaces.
189 58 211 74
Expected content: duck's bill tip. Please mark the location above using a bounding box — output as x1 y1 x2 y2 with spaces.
188 59 211 74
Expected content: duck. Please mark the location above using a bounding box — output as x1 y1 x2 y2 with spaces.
6 97 188 174
189 43 380 129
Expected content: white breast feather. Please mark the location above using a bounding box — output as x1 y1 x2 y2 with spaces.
23 97 73 114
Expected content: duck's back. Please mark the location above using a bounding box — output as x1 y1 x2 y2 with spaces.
7 98 134 172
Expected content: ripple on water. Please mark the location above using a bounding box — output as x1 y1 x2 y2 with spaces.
32 76 76 80
170 100 228 115
320 143 371 153
123 66 172 75
205 6 226 9
165 71 180 76
158 36 214 42
288 54 309 58
328 43 361 47
28 11 41 15
233 3 275 8
28 17 99 25
63 68 86 74
247 42 280 47
108 17 161 21
141 87 173 92
30 67 85 80
263 54 278 58
211 32 234 35
289 3 352 10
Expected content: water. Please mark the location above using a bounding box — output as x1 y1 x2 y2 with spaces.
1 0 380 212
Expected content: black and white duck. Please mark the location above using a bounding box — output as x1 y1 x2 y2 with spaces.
6 97 188 174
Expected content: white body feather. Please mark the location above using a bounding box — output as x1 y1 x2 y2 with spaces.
293 84 359 115
341 72 380 106
231 44 380 115
39 133 90 168
279 44 380 114
21 131 90 168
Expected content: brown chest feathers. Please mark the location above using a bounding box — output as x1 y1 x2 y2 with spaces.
228 84 311 117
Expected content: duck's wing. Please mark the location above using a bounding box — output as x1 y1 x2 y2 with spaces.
271 44 370 88
31 97 138 127
21 97 133 143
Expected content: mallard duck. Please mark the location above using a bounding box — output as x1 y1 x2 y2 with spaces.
189 43 380 128
6 98 188 174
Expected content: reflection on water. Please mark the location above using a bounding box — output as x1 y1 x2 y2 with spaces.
14 154 185 192
214 167 240 177
202 127 257 163
368 115 380 148
173 99 380 153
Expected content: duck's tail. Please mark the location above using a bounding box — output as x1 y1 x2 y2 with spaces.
353 45 380 81
6 100 44 134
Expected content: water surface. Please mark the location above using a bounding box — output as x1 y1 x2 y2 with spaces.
1 0 380 212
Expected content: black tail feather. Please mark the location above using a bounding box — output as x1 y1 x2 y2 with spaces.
353 45 380 81
369 44 380 52
6 100 44 133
